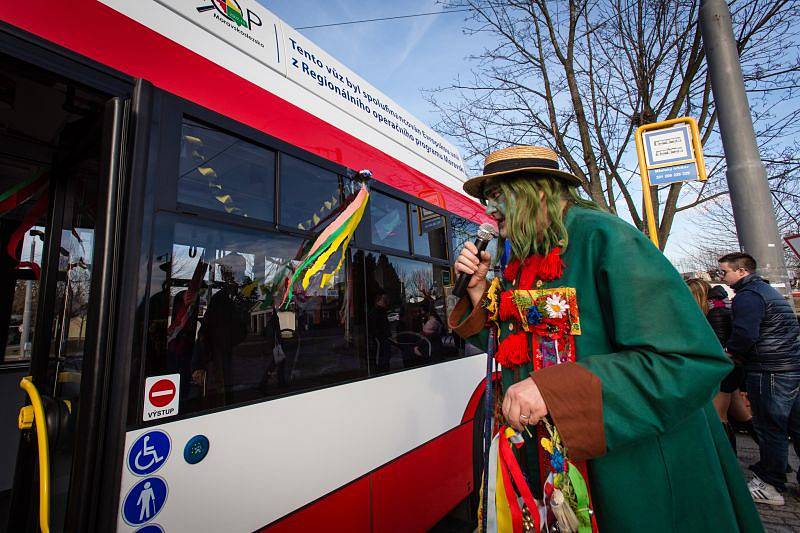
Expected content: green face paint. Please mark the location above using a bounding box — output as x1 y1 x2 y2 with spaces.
484 186 506 218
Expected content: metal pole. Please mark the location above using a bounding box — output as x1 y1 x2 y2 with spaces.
700 0 793 300
20 235 36 358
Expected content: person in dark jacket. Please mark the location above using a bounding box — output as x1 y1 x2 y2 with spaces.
687 278 741 452
719 252 800 506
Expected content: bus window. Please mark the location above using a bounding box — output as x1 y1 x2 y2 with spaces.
369 192 409 252
409 204 448 260
450 214 498 261
142 214 368 416
279 154 340 231
178 119 275 222
363 252 458 375
448 215 496 357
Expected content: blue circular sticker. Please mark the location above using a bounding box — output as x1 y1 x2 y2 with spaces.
184 434 210 465
128 430 171 476
134 525 164 533
122 476 168 526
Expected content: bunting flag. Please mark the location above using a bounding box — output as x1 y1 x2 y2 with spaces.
280 183 370 308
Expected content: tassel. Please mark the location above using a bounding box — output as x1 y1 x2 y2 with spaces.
498 291 518 321
503 258 520 282
539 247 564 281
518 255 541 289
495 332 530 367
550 488 580 533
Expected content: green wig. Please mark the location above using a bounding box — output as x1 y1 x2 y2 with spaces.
496 176 597 260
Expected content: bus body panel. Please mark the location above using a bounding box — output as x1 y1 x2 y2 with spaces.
117 356 484 531
0 0 489 223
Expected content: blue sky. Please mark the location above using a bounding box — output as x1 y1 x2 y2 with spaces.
263 1 484 132
261 1 704 260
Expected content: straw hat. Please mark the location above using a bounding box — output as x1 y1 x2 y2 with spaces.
463 145 581 199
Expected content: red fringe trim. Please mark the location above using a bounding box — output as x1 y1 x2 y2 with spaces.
502 248 564 287
495 332 532 367
498 291 518 321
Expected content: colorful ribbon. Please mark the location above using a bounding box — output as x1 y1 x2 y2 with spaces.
280 183 369 308
483 426 542 533
566 462 593 533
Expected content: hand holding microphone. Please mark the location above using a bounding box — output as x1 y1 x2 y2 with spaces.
453 223 498 305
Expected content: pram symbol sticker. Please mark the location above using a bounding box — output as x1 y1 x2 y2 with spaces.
122 477 168 526
128 430 171 476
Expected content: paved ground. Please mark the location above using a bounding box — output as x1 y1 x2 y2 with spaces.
737 434 800 532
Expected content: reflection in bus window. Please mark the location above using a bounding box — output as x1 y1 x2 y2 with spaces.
279 155 340 231
363 252 459 375
178 119 275 221
144 214 367 414
449 215 497 356
409 204 447 259
369 192 409 252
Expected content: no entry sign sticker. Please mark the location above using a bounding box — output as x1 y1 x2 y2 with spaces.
143 374 180 421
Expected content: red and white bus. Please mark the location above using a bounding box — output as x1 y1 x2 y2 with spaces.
0 1 494 531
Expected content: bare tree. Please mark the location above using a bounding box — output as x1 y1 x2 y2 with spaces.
427 0 800 249
688 164 800 282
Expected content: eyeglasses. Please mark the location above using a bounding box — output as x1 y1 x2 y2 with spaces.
481 187 503 205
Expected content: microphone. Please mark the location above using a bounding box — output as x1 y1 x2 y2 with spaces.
453 223 499 298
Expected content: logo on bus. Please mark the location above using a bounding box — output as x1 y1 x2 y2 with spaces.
196 0 262 31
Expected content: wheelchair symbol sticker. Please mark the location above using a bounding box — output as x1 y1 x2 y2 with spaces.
128 430 171 476
122 476 168 526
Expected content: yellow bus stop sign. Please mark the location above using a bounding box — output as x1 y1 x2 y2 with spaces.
635 117 707 248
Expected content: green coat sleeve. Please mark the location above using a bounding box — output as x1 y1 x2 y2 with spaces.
532 217 732 459
581 220 732 453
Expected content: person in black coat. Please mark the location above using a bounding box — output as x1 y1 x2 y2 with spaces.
687 278 742 452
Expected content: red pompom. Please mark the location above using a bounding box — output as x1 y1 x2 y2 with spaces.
504 259 520 282
498 291 518 321
538 247 564 281
495 332 532 367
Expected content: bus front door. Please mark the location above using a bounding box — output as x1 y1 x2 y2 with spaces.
0 51 130 533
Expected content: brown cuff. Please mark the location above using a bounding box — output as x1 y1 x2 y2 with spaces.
530 362 606 461
447 291 488 339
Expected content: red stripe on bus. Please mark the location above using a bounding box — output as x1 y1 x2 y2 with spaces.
2 0 490 224
259 422 474 532
371 422 472 532
258 477 370 533
460 371 502 424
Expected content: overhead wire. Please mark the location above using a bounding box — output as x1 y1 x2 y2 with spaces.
295 1 640 32
295 8 473 30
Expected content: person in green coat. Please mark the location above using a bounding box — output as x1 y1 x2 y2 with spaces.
449 145 763 532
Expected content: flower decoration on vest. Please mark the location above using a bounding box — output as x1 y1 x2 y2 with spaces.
545 294 570 318
488 287 581 369
526 305 543 325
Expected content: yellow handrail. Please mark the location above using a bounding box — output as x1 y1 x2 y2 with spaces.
18 376 51 533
